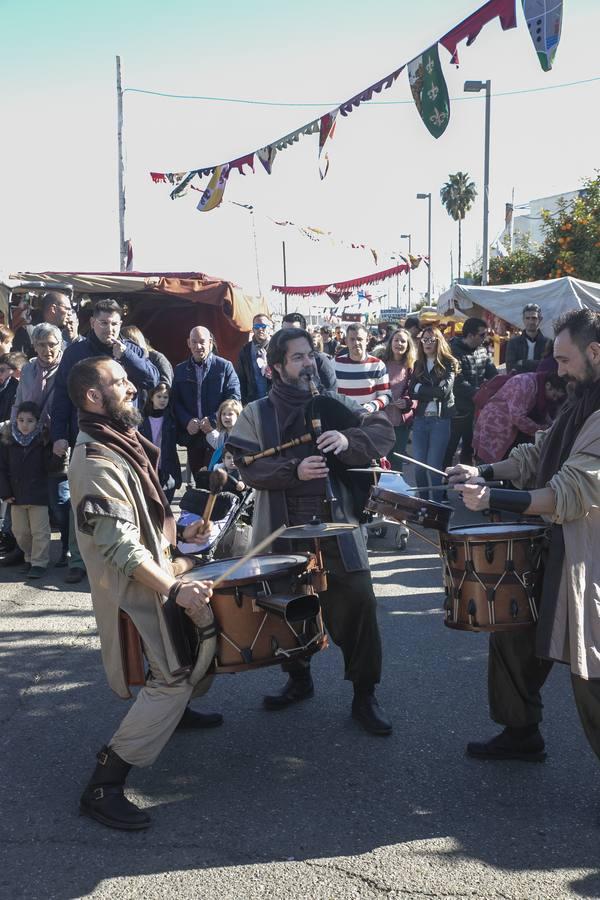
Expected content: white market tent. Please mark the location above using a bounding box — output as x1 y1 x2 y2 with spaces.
437 276 600 337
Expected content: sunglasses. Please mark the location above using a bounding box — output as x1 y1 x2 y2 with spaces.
421 338 437 345
253 323 269 330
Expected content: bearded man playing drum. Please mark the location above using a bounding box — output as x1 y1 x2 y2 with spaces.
227 328 395 735
67 357 221 832
448 308 600 767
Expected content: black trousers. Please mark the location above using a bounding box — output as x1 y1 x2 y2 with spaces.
283 539 382 688
487 628 600 761
444 413 475 467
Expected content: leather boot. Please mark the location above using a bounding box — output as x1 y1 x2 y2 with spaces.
263 671 314 710
351 687 392 736
80 745 151 830
467 725 546 762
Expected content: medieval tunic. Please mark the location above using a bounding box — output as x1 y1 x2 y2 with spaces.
227 388 395 687
485 410 600 759
69 431 215 766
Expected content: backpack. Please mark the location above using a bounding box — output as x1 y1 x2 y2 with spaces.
473 372 516 421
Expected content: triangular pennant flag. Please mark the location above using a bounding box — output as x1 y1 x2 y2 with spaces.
257 145 277 174
522 0 562 72
196 164 230 212
318 111 337 180
407 44 450 139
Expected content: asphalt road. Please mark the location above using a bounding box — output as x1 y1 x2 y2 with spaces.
1 497 600 899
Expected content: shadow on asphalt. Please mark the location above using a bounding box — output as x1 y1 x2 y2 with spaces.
2 526 600 899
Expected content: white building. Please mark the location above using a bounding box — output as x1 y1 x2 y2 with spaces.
501 189 582 250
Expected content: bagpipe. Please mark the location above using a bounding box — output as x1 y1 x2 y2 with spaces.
237 379 375 520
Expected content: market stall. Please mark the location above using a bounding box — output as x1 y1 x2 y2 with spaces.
0 271 269 364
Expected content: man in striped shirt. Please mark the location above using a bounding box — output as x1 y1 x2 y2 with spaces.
335 324 391 413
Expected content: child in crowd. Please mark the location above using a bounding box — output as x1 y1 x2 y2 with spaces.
214 449 246 493
139 383 182 503
206 399 243 470
0 401 51 578
0 352 27 422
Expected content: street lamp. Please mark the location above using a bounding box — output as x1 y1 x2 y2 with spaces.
464 79 491 286
416 193 432 302
400 233 412 312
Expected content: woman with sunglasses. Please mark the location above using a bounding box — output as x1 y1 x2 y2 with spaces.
409 326 458 499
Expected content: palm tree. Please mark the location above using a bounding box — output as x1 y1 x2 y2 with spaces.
440 172 477 280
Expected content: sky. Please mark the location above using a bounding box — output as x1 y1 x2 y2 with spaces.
1 0 598 315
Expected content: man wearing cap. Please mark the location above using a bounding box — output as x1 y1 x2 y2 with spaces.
505 304 552 374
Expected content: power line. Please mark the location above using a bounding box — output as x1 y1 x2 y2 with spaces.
123 75 600 107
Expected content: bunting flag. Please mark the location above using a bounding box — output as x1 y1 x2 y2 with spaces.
440 0 517 64
318 112 337 179
271 262 412 297
149 0 519 203
407 45 450 139
196 164 230 212
257 145 277 174
522 0 562 71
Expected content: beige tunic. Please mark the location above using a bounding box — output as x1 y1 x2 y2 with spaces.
69 431 214 699
509 410 600 679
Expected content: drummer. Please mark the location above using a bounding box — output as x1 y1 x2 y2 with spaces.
447 308 600 770
227 328 396 735
66 357 222 831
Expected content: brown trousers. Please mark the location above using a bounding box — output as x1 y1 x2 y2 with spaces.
488 628 600 761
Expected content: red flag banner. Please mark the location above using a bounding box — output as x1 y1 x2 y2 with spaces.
271 262 411 297
440 0 517 64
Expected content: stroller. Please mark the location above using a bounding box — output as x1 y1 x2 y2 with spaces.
176 470 254 562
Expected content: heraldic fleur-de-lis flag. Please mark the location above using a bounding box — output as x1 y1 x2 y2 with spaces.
407 44 450 139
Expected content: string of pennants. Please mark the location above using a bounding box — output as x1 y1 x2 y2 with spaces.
271 257 428 298
149 0 562 211
218 198 417 266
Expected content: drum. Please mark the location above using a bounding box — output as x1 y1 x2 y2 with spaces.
184 554 327 673
440 523 548 632
365 486 452 532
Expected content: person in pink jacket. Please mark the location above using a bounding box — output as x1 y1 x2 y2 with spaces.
474 371 566 463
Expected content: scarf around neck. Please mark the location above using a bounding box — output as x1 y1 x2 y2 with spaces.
536 377 600 488
269 379 310 437
78 410 176 545
11 422 42 447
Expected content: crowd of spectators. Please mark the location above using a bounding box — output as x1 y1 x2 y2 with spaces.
0 294 570 580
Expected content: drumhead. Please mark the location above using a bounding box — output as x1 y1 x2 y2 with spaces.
371 486 451 512
186 553 309 587
445 523 545 538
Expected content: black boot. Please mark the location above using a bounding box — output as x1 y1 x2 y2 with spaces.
351 686 392 736
80 745 151 831
263 671 314 710
176 706 224 730
467 725 546 762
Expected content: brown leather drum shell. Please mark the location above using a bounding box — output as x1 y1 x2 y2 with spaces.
365 486 452 532
440 524 548 632
185 554 327 673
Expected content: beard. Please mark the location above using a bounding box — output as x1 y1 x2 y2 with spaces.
103 392 143 429
281 366 317 392
572 358 597 397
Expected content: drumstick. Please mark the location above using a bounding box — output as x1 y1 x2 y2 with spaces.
393 452 448 479
204 525 287 589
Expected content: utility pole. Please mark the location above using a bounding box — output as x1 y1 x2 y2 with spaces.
116 56 128 271
282 241 288 316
